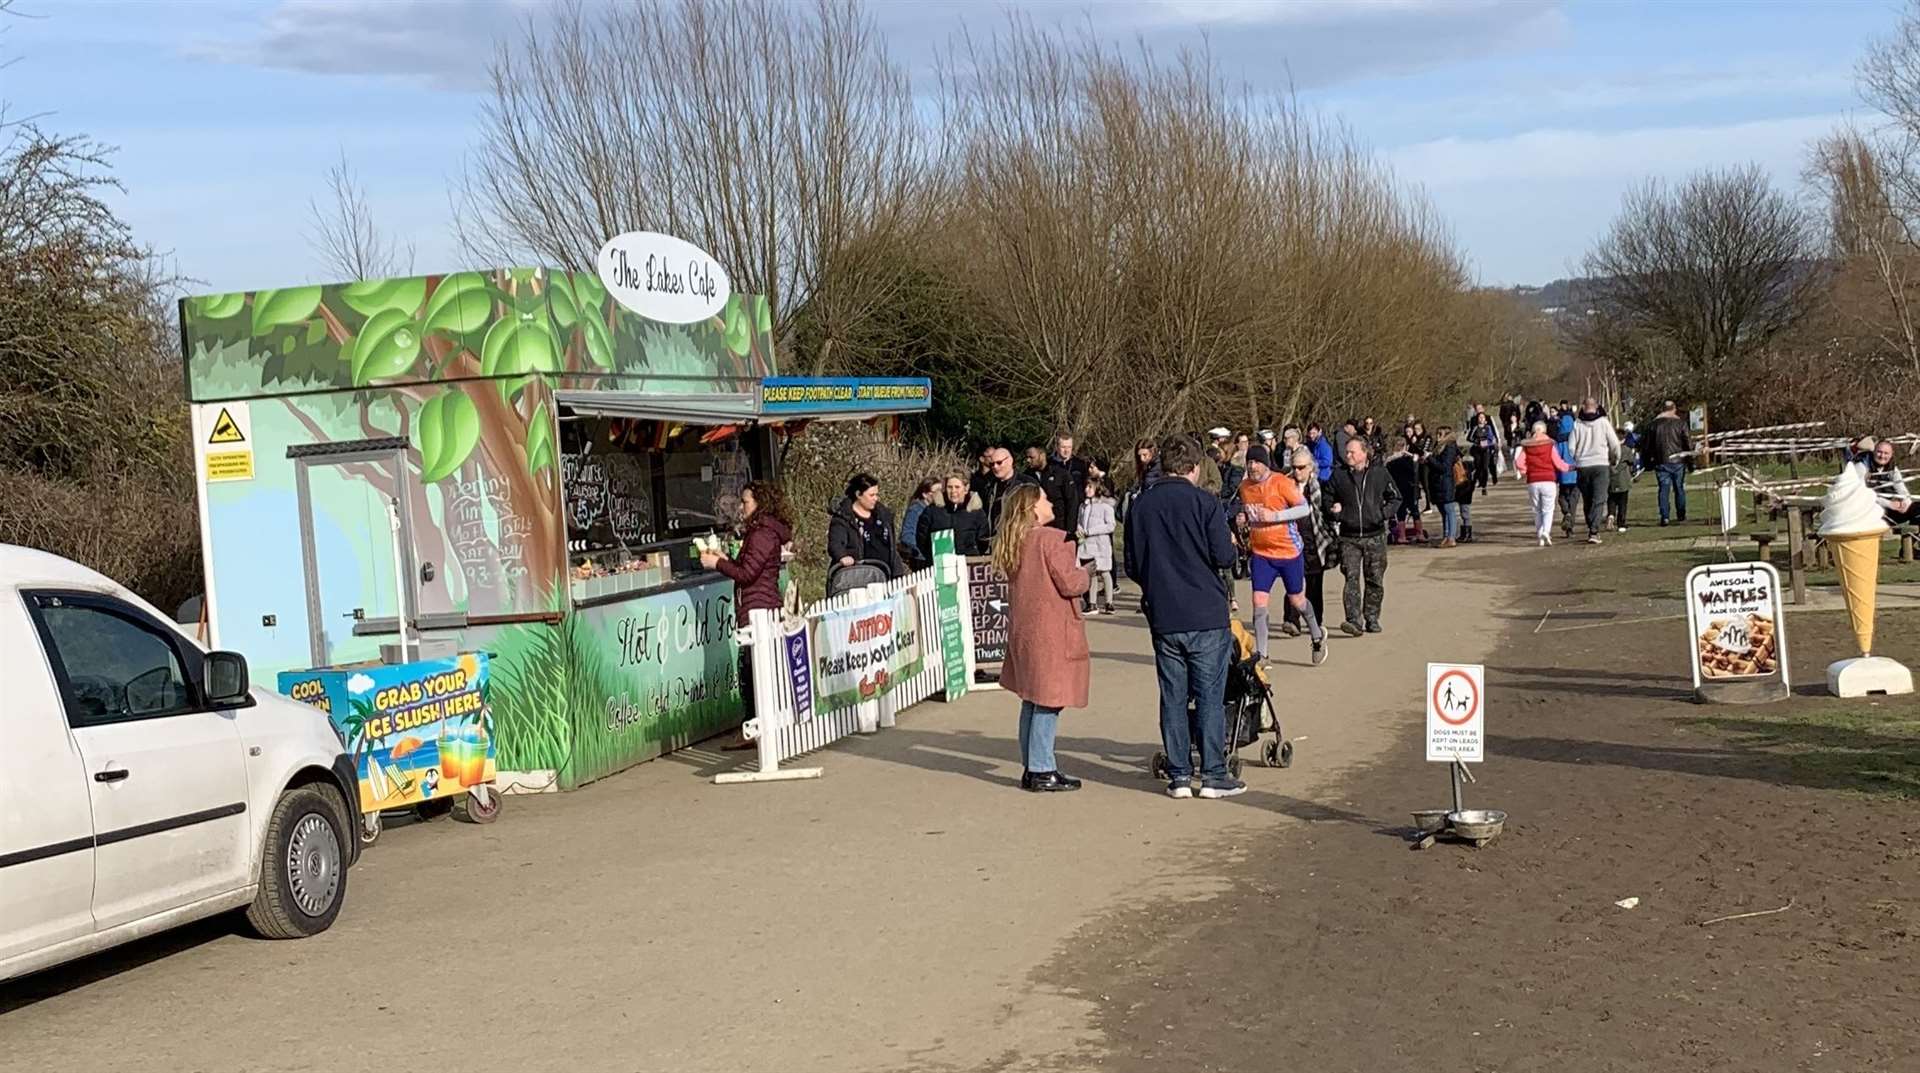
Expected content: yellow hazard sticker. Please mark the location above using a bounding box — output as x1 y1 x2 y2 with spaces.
208 407 246 444
205 450 254 481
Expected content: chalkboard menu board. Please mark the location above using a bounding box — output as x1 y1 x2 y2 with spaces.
563 444 657 552
967 557 1009 672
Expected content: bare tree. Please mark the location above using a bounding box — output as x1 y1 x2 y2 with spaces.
0 124 198 602
1808 128 1920 373
460 0 933 371
1580 166 1817 391
307 149 412 281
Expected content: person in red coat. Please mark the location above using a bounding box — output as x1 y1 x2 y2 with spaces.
993 483 1091 792
700 480 793 749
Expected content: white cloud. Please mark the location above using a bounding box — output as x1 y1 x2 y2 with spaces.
187 0 546 91
1392 112 1850 186
347 672 376 695
197 0 1567 94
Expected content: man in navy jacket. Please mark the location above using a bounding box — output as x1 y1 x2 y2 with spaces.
1125 434 1245 800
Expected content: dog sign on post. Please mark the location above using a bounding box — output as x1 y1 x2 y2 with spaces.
1426 662 1484 763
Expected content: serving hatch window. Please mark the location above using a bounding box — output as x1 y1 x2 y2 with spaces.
659 431 752 535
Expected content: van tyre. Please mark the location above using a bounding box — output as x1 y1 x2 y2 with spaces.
246 784 349 940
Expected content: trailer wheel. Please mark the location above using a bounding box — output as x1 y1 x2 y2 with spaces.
454 784 502 825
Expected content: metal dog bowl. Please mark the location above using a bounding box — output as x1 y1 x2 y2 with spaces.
1411 809 1451 833
1447 809 1507 841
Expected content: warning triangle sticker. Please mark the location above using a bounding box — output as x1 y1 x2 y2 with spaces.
207 407 245 444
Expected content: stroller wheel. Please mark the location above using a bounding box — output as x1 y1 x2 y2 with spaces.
1261 740 1280 768
1279 741 1295 769
1150 751 1170 781
1228 755 1243 779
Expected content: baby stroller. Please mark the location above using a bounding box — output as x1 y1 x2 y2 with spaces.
828 558 893 598
1150 619 1294 779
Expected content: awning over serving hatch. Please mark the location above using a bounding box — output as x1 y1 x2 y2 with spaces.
555 376 931 425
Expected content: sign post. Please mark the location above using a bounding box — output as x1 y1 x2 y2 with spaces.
1426 662 1485 816
932 531 969 702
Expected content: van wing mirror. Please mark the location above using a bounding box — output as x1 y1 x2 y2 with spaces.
205 650 253 708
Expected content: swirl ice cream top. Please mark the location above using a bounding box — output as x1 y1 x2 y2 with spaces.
1819 463 1891 537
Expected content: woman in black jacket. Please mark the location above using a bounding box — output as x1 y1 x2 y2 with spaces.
827 473 906 579
916 472 990 562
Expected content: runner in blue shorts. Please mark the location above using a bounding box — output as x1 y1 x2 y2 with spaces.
1237 445 1327 665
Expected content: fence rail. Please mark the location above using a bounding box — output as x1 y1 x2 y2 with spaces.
715 556 964 784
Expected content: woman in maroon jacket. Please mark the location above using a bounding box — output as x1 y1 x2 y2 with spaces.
993 483 1091 793
700 480 794 748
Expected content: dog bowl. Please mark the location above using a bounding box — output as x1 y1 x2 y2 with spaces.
1447 809 1507 841
1411 809 1451 833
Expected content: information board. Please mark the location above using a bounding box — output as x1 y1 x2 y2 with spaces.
966 556 1009 674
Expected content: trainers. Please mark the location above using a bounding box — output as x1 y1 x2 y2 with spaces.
1167 780 1194 799
1279 621 1301 637
1365 620 1382 634
1199 777 1247 799
1311 638 1327 665
1586 534 1602 545
1619 525 1630 532
1340 621 1364 637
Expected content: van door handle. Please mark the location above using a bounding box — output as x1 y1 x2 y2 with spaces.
94 768 129 783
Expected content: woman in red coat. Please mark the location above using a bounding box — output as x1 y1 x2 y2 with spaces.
992 484 1091 792
700 480 793 748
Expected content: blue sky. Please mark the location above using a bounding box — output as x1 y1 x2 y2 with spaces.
3 0 1898 292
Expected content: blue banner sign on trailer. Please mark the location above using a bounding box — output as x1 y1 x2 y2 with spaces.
759 377 932 416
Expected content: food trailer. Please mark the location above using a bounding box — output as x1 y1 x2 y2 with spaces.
179 238 930 794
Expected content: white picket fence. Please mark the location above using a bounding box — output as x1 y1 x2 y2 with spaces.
713 556 963 784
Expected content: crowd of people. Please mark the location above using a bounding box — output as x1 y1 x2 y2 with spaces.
700 389 1714 796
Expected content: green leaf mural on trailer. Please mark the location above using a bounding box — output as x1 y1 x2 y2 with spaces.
351 309 423 386
339 277 426 320
417 390 482 483
181 265 778 404
251 287 325 335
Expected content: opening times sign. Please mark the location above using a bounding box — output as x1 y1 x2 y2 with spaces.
1425 662 1484 763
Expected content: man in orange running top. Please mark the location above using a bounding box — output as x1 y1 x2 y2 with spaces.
1238 444 1327 666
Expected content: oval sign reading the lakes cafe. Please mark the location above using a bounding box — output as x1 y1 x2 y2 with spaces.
595 232 732 324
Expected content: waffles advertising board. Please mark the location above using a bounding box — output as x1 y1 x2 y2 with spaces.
1685 562 1790 691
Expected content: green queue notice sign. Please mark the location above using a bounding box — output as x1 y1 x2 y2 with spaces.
932 529 968 700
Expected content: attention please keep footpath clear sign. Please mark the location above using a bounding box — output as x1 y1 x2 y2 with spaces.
1425 662 1484 763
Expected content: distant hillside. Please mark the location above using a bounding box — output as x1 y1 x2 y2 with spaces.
1505 277 1581 315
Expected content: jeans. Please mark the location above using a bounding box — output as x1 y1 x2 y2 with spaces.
1339 531 1388 626
1576 465 1611 536
1609 491 1629 529
1528 482 1557 538
1152 628 1231 782
1018 700 1060 773
1439 501 1460 541
1656 462 1687 521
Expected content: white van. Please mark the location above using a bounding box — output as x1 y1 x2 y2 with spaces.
0 545 358 983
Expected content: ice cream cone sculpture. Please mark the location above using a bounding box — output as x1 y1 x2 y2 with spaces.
1818 463 1889 657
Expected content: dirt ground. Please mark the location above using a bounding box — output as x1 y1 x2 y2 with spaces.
6 492 1918 1071
1050 532 1920 1073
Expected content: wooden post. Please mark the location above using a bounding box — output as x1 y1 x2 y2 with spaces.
1785 505 1808 606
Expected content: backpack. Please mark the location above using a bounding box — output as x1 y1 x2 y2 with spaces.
1451 455 1470 488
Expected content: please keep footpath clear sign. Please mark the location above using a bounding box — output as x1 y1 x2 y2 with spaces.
1425 662 1484 763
